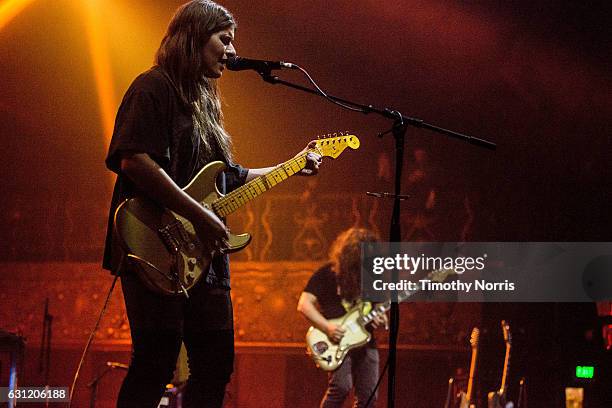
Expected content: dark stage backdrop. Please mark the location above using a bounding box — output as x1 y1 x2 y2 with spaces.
1 0 610 257
0 1 610 407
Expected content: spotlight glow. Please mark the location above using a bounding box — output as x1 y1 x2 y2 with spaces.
0 0 36 30
81 0 117 144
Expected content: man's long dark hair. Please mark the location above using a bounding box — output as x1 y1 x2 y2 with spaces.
330 228 380 302
155 0 235 162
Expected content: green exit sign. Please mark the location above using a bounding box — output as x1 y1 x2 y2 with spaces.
575 365 594 379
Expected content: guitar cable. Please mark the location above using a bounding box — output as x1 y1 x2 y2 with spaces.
67 273 120 407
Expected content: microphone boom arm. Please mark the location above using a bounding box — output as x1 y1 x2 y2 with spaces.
258 72 496 150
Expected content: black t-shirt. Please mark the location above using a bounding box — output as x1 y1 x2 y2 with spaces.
303 264 346 319
102 66 248 288
304 263 376 346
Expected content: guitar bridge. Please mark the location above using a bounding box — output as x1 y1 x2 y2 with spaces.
158 220 190 253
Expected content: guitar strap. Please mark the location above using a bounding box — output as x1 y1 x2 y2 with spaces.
340 298 372 315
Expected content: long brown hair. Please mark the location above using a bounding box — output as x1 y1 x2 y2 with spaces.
330 228 379 302
155 0 235 162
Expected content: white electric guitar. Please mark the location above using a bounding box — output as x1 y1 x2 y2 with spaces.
305 268 456 371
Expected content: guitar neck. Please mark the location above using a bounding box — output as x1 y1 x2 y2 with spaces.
213 153 310 218
358 288 417 326
499 343 511 396
466 345 478 401
358 269 455 326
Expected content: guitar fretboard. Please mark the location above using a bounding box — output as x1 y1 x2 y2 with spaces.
357 268 454 326
212 153 310 218
358 289 416 326
499 343 511 395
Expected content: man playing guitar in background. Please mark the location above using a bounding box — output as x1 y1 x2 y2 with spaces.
298 228 388 408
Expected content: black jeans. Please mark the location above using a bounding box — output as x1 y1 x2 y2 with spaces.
117 271 234 408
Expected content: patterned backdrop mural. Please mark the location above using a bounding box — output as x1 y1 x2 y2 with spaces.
0 262 479 347
0 187 475 263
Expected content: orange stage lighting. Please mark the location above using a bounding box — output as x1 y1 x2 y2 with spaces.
81 0 117 145
0 0 36 30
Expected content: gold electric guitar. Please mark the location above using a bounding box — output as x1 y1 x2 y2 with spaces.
458 327 480 408
114 134 360 296
487 320 512 408
305 268 456 371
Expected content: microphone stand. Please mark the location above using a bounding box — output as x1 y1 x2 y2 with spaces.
87 363 128 408
257 69 496 407
87 366 111 408
39 298 53 408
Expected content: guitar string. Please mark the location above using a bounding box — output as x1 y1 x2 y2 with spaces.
212 139 330 217
213 152 307 216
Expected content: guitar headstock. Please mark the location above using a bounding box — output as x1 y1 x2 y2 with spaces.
311 132 360 159
501 320 512 345
470 327 480 348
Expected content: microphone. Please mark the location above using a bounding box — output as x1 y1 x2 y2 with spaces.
106 361 129 370
226 56 296 73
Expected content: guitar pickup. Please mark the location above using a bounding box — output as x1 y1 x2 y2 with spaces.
158 220 187 253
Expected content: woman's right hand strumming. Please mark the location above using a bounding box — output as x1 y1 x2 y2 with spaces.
120 152 230 256
192 206 230 255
